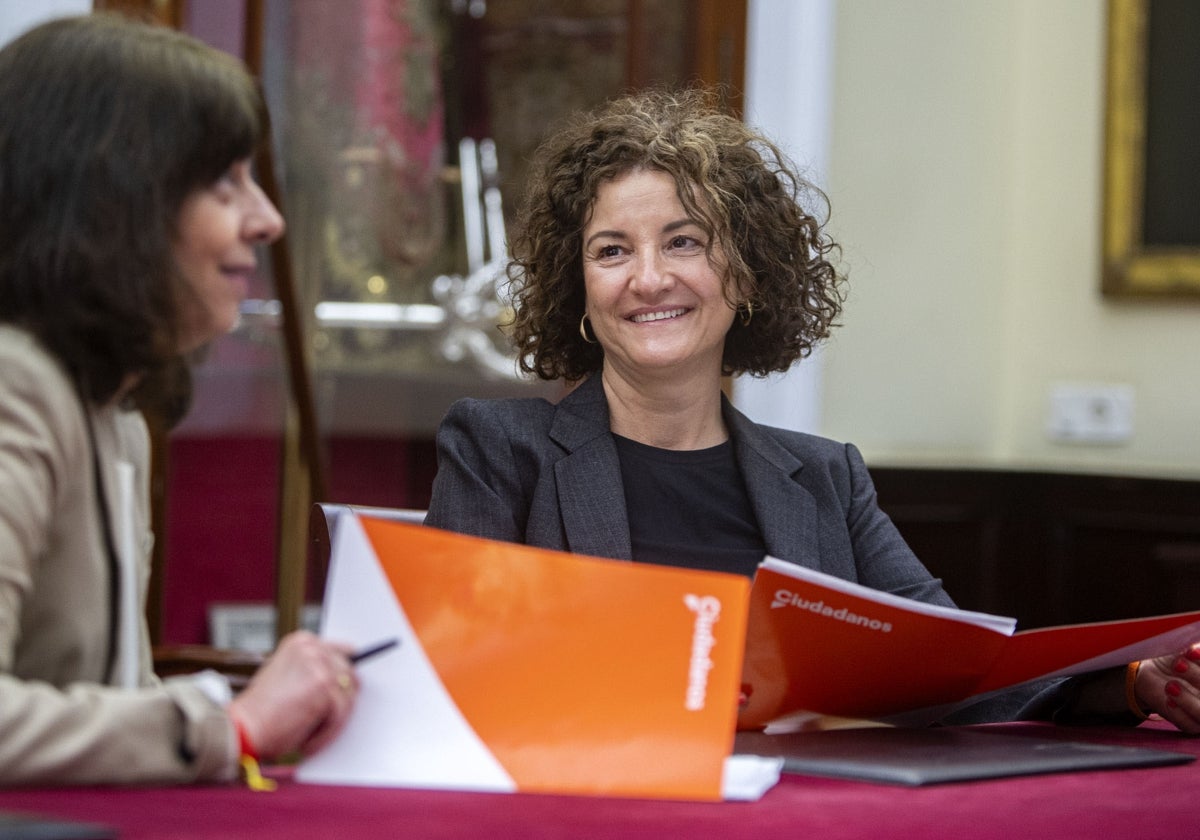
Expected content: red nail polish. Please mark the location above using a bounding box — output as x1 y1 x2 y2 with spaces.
1166 681 1183 698
1188 647 1200 662
738 683 753 708
1174 658 1190 674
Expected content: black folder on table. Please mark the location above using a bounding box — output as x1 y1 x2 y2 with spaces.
0 812 117 840
733 727 1194 786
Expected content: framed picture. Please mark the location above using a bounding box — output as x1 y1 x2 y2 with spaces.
1102 0 1200 296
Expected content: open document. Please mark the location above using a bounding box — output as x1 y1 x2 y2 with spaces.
296 510 777 801
739 557 1200 728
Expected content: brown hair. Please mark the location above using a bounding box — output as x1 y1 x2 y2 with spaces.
0 13 264 417
505 86 846 382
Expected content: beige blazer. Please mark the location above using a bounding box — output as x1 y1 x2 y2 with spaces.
0 325 234 785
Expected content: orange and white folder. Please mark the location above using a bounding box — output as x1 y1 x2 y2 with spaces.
296 511 778 801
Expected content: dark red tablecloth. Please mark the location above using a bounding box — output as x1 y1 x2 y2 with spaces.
1 721 1196 840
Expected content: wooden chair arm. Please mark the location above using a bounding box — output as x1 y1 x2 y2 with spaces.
153 644 264 691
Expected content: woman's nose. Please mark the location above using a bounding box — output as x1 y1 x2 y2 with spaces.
245 181 286 244
630 251 673 295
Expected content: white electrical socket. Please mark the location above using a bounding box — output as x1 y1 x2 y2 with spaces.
1046 383 1135 444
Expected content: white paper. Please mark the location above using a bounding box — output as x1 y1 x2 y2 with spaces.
760 555 1018 635
295 513 515 791
721 755 783 801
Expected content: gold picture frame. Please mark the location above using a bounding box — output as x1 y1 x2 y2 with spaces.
1102 0 1200 297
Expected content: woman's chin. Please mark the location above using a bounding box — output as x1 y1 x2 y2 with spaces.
178 311 240 353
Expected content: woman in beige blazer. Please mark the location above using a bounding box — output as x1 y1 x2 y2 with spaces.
0 14 360 786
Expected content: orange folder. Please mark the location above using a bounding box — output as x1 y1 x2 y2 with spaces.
298 512 751 801
739 558 1200 727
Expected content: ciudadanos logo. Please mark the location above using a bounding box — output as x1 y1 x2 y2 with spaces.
682 594 721 711
771 589 893 633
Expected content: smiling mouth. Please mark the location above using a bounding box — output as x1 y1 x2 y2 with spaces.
630 308 688 323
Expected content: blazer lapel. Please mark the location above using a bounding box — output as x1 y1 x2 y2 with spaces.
548 378 632 560
544 381 819 565
723 399 821 570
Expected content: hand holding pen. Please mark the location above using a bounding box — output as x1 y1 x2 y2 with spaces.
229 631 395 762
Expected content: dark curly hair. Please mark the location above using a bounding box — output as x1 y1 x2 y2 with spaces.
0 13 264 418
506 86 846 382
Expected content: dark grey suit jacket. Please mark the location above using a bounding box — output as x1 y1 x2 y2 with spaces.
427 376 953 605
425 375 1076 723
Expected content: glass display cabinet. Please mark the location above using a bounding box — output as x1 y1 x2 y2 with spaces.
97 0 745 654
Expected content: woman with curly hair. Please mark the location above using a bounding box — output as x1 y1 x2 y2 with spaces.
0 14 362 785
428 88 849 580
425 88 1200 730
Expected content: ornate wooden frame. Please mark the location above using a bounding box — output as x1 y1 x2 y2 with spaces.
1102 0 1200 296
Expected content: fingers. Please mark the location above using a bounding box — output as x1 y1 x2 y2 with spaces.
1136 644 1200 734
230 631 361 760
296 642 359 756
324 638 358 660
298 687 357 757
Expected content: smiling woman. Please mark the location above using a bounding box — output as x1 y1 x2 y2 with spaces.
423 86 1200 735
0 13 363 787
173 159 285 353
504 88 842 389
581 169 736 430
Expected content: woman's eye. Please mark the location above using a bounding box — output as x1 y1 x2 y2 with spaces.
597 244 622 259
215 160 251 192
209 168 239 199
669 234 700 250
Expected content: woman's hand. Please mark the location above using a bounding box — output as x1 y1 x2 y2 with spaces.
1135 643 1200 734
227 631 359 760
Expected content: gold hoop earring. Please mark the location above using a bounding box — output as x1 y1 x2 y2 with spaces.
579 313 598 344
738 301 755 327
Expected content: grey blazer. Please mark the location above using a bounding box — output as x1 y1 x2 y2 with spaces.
426 376 953 606
425 375 1084 724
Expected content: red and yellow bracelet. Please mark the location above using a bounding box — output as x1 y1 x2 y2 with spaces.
232 714 276 792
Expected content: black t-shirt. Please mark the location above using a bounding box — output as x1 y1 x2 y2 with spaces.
613 433 766 578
